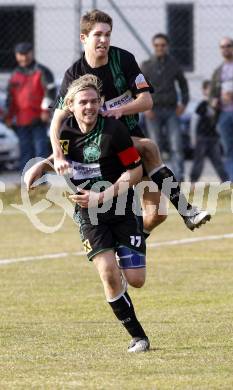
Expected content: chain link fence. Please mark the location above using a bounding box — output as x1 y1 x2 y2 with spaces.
0 0 233 99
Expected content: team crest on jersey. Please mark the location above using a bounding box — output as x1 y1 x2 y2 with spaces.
83 143 101 162
83 239 92 254
60 139 70 155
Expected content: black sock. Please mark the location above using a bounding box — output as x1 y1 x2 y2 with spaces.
150 166 192 217
108 291 147 339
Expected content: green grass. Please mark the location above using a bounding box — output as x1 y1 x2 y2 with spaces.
0 188 233 389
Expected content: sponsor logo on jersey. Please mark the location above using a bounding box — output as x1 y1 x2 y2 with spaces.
83 239 92 254
72 161 101 180
83 143 101 162
60 139 70 155
135 73 149 89
104 90 133 111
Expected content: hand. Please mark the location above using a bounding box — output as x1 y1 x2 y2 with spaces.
144 110 155 120
24 163 44 191
176 104 185 116
54 156 70 175
69 189 103 208
101 108 124 120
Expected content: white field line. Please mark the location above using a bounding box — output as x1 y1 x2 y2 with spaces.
0 233 232 266
147 232 233 248
0 251 85 266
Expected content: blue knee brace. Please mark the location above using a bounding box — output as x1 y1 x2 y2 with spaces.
116 246 146 269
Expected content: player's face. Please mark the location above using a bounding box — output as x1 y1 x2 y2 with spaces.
203 85 210 98
81 23 111 60
15 51 34 67
69 88 101 132
152 38 168 58
220 38 233 60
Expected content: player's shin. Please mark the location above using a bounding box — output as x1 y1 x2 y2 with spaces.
107 290 147 339
148 164 192 217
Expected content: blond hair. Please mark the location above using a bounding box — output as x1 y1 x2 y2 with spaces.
63 74 102 112
80 9 113 35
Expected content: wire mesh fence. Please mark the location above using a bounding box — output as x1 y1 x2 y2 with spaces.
0 0 233 98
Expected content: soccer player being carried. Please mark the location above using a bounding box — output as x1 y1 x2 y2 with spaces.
26 74 150 352
25 9 211 234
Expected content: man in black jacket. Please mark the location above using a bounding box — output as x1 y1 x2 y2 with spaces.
141 33 189 182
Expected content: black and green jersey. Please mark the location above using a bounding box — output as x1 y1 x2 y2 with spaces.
56 46 153 136
60 114 141 191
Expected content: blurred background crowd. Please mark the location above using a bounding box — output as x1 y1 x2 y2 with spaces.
0 0 233 184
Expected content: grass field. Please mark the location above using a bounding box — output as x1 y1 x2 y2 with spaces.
0 187 233 389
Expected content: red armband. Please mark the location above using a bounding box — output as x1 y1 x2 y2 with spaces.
117 146 140 167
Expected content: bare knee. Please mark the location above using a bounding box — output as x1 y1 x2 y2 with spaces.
131 278 145 288
139 138 162 166
127 275 145 288
122 268 146 288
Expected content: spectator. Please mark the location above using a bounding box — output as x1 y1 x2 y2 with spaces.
210 37 233 182
141 33 189 182
190 80 229 184
5 42 56 172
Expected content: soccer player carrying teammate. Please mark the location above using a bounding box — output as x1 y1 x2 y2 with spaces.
26 9 211 233
25 74 150 352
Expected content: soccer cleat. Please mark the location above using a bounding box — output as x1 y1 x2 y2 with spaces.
128 337 150 353
183 207 211 231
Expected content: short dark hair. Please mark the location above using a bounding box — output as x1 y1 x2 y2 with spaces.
14 42 33 54
80 9 113 35
202 80 210 89
152 33 169 44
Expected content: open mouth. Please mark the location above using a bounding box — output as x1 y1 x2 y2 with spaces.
96 45 107 52
84 112 96 118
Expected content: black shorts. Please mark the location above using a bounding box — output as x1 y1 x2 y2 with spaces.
74 209 146 261
130 125 146 138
